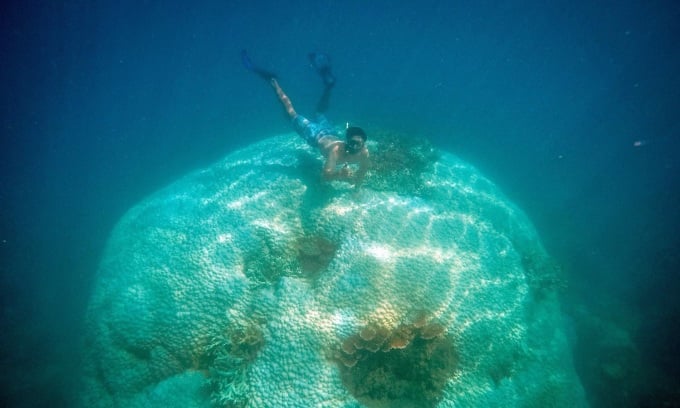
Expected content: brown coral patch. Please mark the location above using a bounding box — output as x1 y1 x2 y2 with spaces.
373 326 390 344
338 352 359 368
360 325 377 341
412 310 430 329
421 323 445 340
341 336 358 355
364 340 381 353
386 334 411 350
336 317 458 407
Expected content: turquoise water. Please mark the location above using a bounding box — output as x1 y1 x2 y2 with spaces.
1 1 678 406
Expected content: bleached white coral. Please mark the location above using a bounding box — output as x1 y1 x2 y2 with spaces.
81 134 587 407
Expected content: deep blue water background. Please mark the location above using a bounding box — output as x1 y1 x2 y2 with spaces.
1 1 678 406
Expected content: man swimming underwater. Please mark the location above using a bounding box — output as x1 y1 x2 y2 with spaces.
242 51 370 187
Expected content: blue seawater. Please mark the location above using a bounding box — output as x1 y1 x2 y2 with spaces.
0 1 678 407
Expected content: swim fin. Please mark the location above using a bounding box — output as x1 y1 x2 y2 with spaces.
308 52 335 88
241 50 277 81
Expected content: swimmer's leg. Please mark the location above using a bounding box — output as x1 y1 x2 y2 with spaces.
271 78 297 119
315 85 332 114
270 79 324 147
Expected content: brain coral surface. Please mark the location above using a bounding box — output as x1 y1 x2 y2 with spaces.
81 134 587 408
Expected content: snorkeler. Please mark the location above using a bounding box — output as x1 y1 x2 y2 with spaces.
242 50 369 187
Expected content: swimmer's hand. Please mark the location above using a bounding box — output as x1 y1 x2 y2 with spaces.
341 165 364 187
323 165 365 189
323 164 351 181
339 164 352 178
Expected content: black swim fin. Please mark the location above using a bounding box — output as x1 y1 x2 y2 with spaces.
308 52 335 88
241 50 277 81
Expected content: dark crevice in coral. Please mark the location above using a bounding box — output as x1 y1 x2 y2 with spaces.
336 317 457 407
242 228 293 284
489 358 516 386
296 151 337 220
126 344 151 361
242 228 339 285
363 130 439 195
521 250 567 300
295 234 338 280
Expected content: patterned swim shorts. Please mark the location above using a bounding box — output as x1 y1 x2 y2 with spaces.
292 114 338 146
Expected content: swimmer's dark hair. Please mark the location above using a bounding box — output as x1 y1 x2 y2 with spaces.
346 126 367 141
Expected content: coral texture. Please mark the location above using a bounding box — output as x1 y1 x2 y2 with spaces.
81 133 587 407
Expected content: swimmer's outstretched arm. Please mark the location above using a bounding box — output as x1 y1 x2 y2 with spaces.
270 79 297 119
